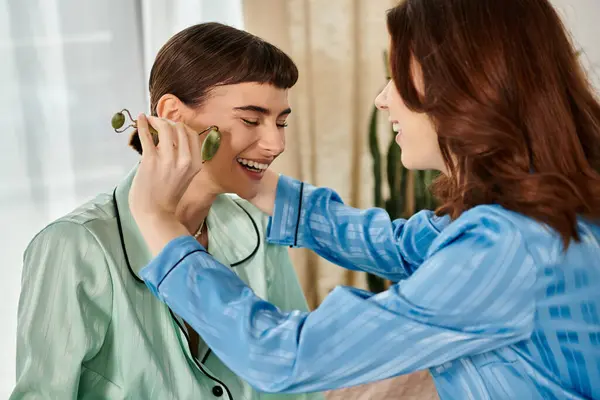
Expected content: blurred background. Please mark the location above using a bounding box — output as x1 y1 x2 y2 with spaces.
1 0 598 398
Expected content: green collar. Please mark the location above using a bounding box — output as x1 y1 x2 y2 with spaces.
114 164 261 280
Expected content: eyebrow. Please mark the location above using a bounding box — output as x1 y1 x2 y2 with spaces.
233 105 292 117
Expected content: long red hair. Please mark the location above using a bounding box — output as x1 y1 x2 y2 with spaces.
387 0 600 247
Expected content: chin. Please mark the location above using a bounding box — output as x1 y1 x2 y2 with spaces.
400 153 419 170
401 154 432 171
232 186 259 201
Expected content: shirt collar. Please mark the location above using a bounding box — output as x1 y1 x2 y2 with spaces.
114 164 261 280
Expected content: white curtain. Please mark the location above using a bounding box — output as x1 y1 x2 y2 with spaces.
550 0 600 91
140 0 243 88
0 1 242 397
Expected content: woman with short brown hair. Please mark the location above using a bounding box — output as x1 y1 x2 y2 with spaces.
12 22 324 400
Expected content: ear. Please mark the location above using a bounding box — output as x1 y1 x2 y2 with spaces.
156 94 186 122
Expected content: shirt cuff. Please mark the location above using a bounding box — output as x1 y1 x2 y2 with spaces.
266 175 304 247
139 235 207 299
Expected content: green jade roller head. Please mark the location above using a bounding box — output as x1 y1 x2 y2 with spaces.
200 127 221 162
111 109 221 163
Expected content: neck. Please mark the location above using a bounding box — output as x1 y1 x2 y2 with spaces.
175 173 220 236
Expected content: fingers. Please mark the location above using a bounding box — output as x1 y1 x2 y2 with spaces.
174 121 204 166
188 126 202 168
143 116 201 176
136 114 157 158
176 122 204 175
174 122 191 167
147 116 176 162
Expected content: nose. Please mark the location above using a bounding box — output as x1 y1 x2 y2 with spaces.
374 82 390 111
259 125 285 157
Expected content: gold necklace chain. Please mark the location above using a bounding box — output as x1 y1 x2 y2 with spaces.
193 219 205 239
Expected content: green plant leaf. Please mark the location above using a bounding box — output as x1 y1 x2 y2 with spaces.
383 50 390 80
368 105 383 208
366 273 386 294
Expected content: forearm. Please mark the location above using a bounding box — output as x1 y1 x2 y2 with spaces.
133 211 190 257
140 234 534 393
267 176 445 280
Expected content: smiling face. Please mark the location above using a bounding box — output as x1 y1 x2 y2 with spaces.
374 61 445 172
159 82 290 200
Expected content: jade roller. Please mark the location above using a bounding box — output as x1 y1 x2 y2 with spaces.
111 109 221 163
200 126 221 162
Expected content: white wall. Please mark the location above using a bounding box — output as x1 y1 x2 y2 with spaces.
551 0 600 92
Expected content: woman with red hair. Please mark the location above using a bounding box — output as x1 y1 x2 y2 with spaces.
129 0 600 398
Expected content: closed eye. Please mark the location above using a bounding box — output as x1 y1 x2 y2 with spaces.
241 118 259 126
242 118 288 128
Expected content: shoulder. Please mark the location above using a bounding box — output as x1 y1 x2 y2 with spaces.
59 192 116 226
427 204 531 258
29 192 116 245
24 192 116 271
21 219 113 309
408 206 539 308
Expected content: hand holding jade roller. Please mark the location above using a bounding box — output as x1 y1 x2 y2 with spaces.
111 109 221 163
125 113 216 220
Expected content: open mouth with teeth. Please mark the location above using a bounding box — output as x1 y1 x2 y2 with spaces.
237 157 269 173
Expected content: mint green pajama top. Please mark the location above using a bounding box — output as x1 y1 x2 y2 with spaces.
10 165 324 400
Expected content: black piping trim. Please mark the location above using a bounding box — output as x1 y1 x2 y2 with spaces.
201 348 212 364
113 188 234 399
169 309 233 399
156 248 206 291
114 188 143 284
230 202 261 267
293 182 304 247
